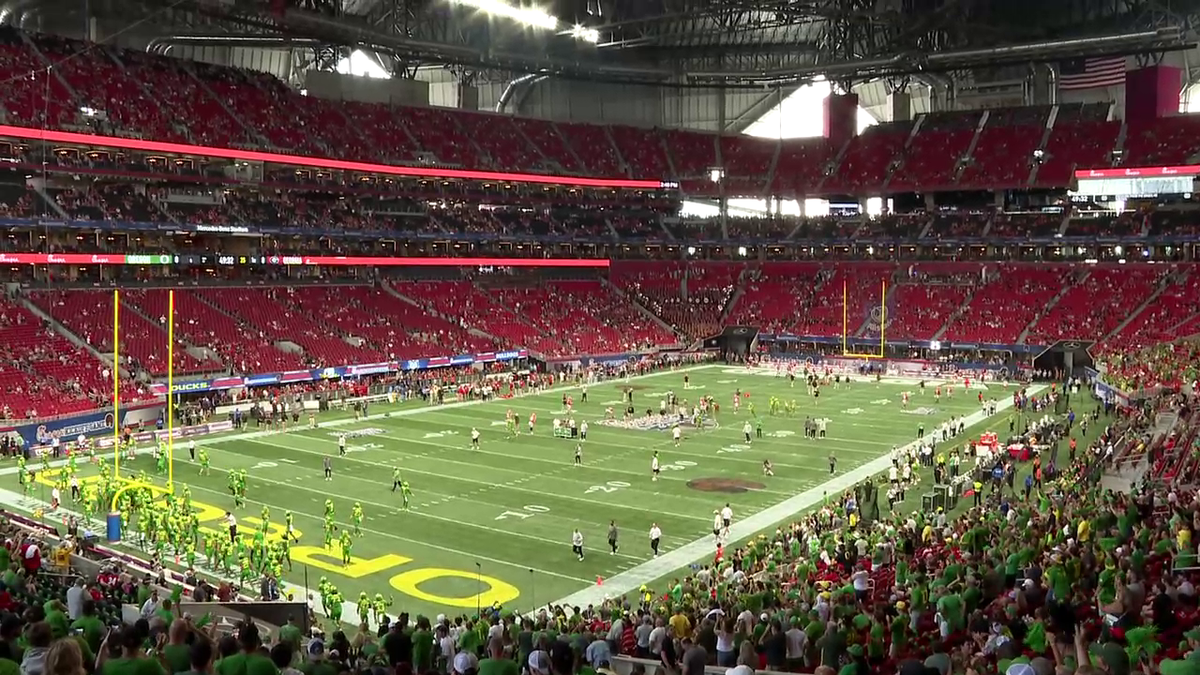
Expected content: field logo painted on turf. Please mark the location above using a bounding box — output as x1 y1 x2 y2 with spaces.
422 430 460 439
901 407 939 416
871 399 890 406
598 415 716 432
326 428 385 438
843 408 864 415
766 430 796 438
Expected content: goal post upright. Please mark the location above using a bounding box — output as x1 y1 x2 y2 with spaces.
879 278 886 358
112 289 121 479
167 290 175 491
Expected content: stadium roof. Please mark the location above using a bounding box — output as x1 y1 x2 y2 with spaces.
10 0 1198 86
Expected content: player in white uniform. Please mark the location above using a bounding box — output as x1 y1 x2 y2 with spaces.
672 425 682 447
720 504 733 530
571 529 585 561
338 434 347 456
471 428 480 448
651 452 660 481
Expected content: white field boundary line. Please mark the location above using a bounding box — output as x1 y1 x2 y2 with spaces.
549 384 1043 609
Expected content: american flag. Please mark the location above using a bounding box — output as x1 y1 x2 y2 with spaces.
1059 56 1127 90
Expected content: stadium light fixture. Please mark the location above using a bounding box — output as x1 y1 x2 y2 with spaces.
571 24 600 43
450 0 558 31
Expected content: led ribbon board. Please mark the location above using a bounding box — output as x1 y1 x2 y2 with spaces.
0 124 668 190
0 253 611 267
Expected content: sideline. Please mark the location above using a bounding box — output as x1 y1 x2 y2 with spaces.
550 385 1040 609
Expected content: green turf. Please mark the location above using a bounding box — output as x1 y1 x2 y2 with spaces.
15 365 1017 619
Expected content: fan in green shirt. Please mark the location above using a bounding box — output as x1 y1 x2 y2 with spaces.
867 620 885 660
102 654 168 675
458 623 482 655
889 613 908 651
1046 564 1072 601
1004 553 1020 578
212 625 278 675
43 601 69 640
478 640 519 675
935 591 964 632
961 584 982 613
277 619 302 649
161 621 193 675
71 611 106 654
411 619 434 672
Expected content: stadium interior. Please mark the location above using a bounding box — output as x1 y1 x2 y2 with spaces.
1 0 1200 672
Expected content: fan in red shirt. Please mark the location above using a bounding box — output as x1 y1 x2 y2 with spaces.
18 538 41 576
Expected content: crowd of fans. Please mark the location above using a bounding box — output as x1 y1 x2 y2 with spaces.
1097 340 1200 393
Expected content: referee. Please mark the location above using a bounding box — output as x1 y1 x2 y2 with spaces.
649 523 662 558
572 529 585 561
607 521 619 555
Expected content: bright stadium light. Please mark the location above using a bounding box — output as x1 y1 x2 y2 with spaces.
571 24 600 42
451 0 558 30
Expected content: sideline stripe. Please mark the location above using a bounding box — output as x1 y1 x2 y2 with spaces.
549 386 1039 609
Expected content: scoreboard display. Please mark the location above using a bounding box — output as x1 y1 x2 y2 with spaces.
1074 164 1200 198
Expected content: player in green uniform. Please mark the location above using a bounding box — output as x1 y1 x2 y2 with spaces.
326 587 344 625
339 530 353 565
400 481 413 510
351 502 364 536
357 592 371 625
318 577 333 614
279 535 292 571
198 448 210 475
372 593 391 627
16 458 29 496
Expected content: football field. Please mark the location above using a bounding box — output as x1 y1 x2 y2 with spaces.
3 364 1021 622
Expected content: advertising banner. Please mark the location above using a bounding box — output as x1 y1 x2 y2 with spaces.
2 404 163 448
